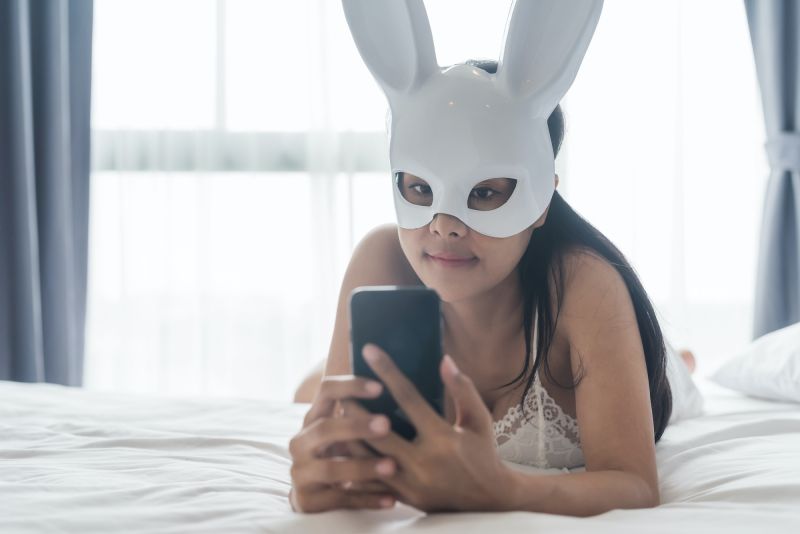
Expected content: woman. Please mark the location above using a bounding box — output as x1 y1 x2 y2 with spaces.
288 58 698 516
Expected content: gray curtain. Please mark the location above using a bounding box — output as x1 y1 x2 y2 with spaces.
745 0 800 339
0 0 93 385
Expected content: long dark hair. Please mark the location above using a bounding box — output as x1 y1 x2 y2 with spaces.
465 58 672 442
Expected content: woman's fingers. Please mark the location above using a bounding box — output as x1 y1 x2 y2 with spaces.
339 397 373 419
440 354 493 432
334 437 380 461
340 395 414 467
315 399 388 461
303 375 383 424
338 399 383 454
290 374 400 514
319 441 349 458
289 413 391 461
331 399 398 493
292 456 397 490
292 486 395 513
338 480 394 493
361 344 449 435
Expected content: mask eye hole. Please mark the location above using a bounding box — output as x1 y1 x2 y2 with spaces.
396 172 433 207
467 178 517 211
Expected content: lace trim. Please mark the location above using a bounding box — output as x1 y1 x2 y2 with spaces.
492 371 581 447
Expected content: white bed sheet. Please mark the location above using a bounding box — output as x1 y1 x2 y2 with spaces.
1 376 798 533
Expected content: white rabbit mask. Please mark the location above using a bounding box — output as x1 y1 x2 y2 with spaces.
342 0 604 238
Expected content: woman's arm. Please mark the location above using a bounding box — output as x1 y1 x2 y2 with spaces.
503 249 660 516
504 468 657 516
293 223 412 404
293 359 325 403
355 335 659 516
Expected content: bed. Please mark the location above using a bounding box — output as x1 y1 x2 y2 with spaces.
1 376 798 533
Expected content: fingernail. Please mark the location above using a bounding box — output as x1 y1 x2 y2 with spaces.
380 496 395 508
370 416 389 434
363 344 379 363
365 381 382 395
376 459 394 476
443 354 459 378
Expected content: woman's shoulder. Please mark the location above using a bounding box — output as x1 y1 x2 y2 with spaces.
542 245 617 306
348 223 421 286
556 245 635 336
559 245 620 287
562 245 625 292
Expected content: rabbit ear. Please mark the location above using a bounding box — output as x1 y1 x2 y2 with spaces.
497 0 603 113
342 0 439 99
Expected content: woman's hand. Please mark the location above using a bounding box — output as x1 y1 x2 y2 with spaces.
288 374 400 513
359 343 518 513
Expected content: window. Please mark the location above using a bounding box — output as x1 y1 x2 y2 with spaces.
86 0 767 400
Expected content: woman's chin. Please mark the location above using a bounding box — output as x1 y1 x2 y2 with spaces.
422 284 477 304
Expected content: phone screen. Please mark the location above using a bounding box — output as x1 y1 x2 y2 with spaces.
349 285 444 440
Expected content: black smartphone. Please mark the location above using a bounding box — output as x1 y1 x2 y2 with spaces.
349 285 444 440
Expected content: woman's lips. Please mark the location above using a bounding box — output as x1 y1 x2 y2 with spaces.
424 253 478 267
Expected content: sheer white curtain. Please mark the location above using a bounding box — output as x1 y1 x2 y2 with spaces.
86 0 766 401
562 0 766 376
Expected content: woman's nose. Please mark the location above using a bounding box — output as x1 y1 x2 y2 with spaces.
429 213 467 237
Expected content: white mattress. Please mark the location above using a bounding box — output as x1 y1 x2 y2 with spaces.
1 376 799 533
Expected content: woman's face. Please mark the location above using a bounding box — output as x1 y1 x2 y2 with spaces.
396 172 556 303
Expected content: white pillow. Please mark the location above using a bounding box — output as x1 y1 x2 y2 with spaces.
664 339 705 423
709 321 800 403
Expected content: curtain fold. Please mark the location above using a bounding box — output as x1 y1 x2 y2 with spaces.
0 0 93 385
745 0 800 339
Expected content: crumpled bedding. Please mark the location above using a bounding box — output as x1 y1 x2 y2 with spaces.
0 376 798 533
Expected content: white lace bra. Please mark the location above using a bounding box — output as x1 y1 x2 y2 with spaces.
492 367 585 471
